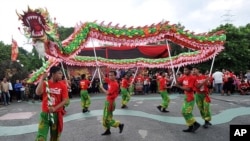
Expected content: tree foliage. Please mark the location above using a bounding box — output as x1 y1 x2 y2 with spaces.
0 41 42 81
58 26 74 40
211 23 250 73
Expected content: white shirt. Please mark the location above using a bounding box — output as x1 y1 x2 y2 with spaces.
212 71 224 84
8 82 13 91
21 87 25 91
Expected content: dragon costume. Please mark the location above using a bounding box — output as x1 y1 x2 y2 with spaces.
16 7 226 84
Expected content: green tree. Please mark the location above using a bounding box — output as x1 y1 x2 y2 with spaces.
0 41 11 61
0 41 42 80
58 26 74 40
211 23 250 73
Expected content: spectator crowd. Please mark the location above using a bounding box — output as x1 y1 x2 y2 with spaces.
1 68 250 106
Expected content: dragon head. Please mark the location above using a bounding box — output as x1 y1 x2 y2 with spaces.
16 7 50 40
17 7 61 58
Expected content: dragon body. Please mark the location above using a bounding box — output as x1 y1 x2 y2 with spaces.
17 7 226 83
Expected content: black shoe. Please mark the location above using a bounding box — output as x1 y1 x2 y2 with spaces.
101 129 111 135
192 122 201 132
157 105 162 112
162 108 169 113
206 121 212 126
85 108 90 112
182 126 193 132
121 105 127 109
82 109 87 113
203 120 212 128
119 123 124 133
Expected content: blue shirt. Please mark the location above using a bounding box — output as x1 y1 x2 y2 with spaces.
14 83 22 91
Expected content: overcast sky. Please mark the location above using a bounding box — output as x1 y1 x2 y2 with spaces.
0 0 250 52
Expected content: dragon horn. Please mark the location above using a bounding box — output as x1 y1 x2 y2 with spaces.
107 22 112 27
115 23 119 28
45 7 48 13
28 6 32 12
16 10 23 20
100 21 104 26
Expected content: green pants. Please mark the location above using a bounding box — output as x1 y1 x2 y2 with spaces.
80 90 91 109
102 100 120 129
181 95 196 126
36 112 59 141
195 93 212 121
159 90 170 108
121 87 130 106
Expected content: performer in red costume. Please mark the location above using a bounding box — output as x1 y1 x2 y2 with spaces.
99 70 124 136
35 66 69 140
193 67 212 128
156 72 170 112
79 74 91 113
176 66 200 132
120 73 131 108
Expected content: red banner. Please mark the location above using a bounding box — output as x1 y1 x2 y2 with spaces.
11 38 18 61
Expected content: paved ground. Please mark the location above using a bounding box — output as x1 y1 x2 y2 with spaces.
0 93 250 141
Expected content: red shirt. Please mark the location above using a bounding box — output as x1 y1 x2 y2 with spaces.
177 75 195 102
121 78 129 88
223 73 233 82
135 75 144 83
194 75 209 93
105 78 119 101
239 82 249 89
80 79 90 90
159 77 168 91
42 80 68 112
207 75 214 86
